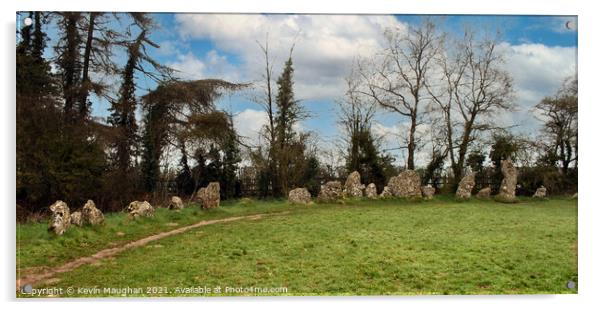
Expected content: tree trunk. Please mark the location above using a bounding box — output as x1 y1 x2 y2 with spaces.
445 106 456 174
407 113 417 170
79 12 97 118
63 13 81 120
454 115 476 186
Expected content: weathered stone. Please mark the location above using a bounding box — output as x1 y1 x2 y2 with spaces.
48 200 70 235
421 185 436 199
70 211 83 227
496 159 518 202
198 182 220 209
380 186 393 198
318 181 343 202
288 187 312 204
533 186 547 198
127 201 155 219
476 187 492 198
195 187 206 203
387 170 422 198
344 171 364 198
168 196 184 210
365 183 378 199
456 172 476 199
82 200 104 225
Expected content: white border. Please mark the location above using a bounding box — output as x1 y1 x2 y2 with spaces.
2 1 599 310
10 0 580 15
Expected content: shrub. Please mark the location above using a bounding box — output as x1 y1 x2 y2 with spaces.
518 166 576 196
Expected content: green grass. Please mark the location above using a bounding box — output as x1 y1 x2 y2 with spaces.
17 199 307 273
17 196 577 296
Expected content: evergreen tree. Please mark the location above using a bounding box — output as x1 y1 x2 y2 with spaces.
55 12 83 120
108 32 141 172
466 150 487 190
346 128 388 191
17 12 106 213
274 53 305 196
422 150 446 188
140 102 169 192
78 12 118 119
302 155 321 196
220 116 242 199
17 12 33 55
175 137 196 196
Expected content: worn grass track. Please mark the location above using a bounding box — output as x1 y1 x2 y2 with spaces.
16 196 577 297
16 212 290 289
17 199 303 278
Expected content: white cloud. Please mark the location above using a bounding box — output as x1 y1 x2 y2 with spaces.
500 43 577 131
173 15 576 168
371 121 435 166
372 122 401 144
503 43 576 97
167 52 207 79
156 40 178 56
232 108 268 145
174 15 575 123
175 14 406 100
166 49 240 81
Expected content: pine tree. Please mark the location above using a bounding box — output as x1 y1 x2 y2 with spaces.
55 12 83 120
17 12 105 214
108 32 141 172
141 102 169 192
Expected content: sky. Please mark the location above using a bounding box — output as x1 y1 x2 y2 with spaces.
28 13 578 167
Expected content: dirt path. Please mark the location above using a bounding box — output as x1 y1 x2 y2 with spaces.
16 211 289 290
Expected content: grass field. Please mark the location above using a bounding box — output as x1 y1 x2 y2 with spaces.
16 196 577 296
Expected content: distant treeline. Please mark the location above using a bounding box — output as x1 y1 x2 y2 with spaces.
16 13 577 220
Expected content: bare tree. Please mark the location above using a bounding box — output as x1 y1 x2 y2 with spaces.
534 76 578 174
427 29 514 185
252 36 302 196
255 34 277 147
359 19 442 169
338 66 376 171
253 35 279 195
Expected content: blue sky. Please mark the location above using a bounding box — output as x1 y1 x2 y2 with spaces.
24 13 577 166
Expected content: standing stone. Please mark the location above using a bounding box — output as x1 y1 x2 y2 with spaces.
421 185 436 200
288 187 312 204
344 171 364 198
168 196 184 210
476 187 492 198
70 211 83 227
127 201 155 219
288 187 311 204
196 187 206 204
387 170 422 198
82 200 104 225
318 181 343 202
496 159 518 202
380 186 393 198
533 186 547 198
365 183 378 198
199 182 220 209
455 173 476 199
48 200 70 235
